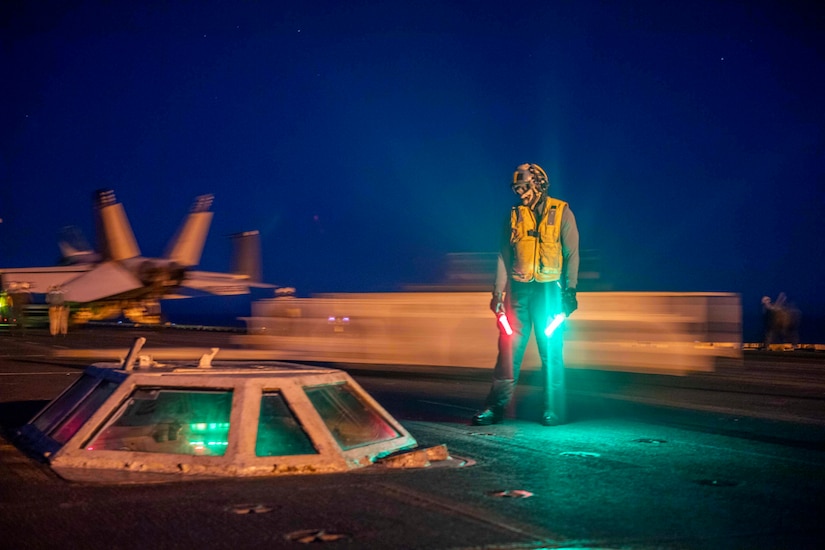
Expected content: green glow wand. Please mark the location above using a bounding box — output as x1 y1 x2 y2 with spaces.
544 313 566 337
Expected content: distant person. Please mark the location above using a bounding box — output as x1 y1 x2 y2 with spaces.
472 163 580 427
762 293 801 349
47 285 69 336
784 299 801 348
761 296 779 349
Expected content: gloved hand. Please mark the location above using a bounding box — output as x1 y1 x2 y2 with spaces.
490 292 505 315
562 288 578 316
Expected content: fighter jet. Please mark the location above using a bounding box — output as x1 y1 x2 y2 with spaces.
0 189 269 322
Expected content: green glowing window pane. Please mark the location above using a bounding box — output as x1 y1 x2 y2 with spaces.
304 383 399 451
255 392 317 456
86 388 233 456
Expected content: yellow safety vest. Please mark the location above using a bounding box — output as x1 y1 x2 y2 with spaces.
509 197 568 283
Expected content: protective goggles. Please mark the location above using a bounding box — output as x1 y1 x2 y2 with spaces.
511 182 535 195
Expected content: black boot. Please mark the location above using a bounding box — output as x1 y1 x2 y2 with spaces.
540 411 565 426
471 407 503 426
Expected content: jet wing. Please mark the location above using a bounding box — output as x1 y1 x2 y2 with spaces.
1 266 93 294
170 270 273 298
60 261 144 303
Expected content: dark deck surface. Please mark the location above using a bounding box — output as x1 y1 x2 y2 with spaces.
2 327 824 549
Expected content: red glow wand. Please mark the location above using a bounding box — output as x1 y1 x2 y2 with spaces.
497 313 513 335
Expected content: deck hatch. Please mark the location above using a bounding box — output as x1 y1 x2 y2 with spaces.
15 340 431 481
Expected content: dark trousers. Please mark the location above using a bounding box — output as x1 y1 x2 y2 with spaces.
484 281 566 421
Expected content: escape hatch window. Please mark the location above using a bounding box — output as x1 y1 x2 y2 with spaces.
304 382 400 451
255 391 318 456
85 388 233 456
32 374 119 445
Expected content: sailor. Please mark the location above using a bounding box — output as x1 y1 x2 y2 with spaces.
472 163 580 426
47 285 69 336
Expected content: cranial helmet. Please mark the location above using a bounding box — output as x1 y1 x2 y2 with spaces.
512 163 549 193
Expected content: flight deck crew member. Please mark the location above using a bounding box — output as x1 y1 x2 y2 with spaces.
472 163 580 426
47 285 68 336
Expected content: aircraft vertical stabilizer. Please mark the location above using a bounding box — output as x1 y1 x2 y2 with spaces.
95 190 141 261
230 230 263 282
164 194 214 267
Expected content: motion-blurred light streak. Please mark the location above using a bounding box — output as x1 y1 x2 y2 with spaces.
238 292 743 375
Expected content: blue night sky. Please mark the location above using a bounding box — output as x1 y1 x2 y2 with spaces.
2 1 823 339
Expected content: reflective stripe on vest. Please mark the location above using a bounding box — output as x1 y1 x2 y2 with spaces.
509 197 567 283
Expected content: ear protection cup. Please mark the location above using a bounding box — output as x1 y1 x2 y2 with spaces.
529 164 549 192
